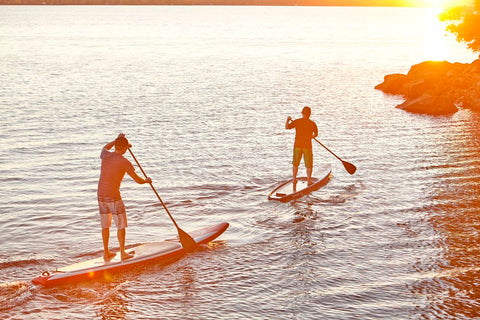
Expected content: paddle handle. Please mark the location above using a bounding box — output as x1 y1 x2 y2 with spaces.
127 147 180 230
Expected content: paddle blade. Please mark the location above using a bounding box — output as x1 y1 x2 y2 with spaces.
343 161 357 175
178 228 198 253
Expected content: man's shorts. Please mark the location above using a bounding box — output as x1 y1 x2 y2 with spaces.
293 147 313 168
98 197 128 230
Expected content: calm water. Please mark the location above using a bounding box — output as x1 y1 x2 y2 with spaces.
1 5 480 320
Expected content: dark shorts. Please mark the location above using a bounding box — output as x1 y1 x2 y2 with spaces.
293 148 313 168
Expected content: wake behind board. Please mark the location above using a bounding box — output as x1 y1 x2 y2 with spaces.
32 222 229 287
268 164 332 202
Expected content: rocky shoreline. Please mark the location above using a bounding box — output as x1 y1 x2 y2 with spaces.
375 58 480 115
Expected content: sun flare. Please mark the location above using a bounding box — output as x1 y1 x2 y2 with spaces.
409 0 472 8
419 0 473 60
427 0 447 8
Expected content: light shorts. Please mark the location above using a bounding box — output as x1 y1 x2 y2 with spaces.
293 147 313 168
98 197 128 230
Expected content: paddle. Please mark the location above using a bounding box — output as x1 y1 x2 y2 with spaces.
313 137 357 175
127 147 198 253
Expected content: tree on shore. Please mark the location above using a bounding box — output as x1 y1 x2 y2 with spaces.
439 0 480 52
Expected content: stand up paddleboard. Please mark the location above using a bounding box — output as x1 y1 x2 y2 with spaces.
32 222 228 287
268 164 332 202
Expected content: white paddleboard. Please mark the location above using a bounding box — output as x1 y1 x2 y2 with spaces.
268 164 332 202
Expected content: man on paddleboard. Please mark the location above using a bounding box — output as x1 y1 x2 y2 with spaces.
98 133 152 261
285 106 318 189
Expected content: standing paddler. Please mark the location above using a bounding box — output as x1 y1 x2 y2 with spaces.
285 106 318 190
97 133 152 261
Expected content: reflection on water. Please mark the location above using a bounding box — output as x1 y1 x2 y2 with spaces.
97 287 129 320
291 201 317 223
176 265 198 311
411 112 480 318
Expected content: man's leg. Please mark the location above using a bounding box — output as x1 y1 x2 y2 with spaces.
292 148 302 192
112 199 132 260
293 166 299 181
100 207 116 261
102 227 115 261
293 166 299 191
305 149 313 185
102 227 109 253
118 228 133 260
306 167 313 185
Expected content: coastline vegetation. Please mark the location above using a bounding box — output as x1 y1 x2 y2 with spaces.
440 0 480 53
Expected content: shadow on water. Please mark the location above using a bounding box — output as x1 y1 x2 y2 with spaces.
409 112 480 319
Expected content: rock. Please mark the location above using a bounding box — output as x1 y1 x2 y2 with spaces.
376 58 480 116
407 60 453 79
404 79 427 99
469 93 480 111
470 59 480 73
396 93 458 115
374 73 408 96
451 76 469 90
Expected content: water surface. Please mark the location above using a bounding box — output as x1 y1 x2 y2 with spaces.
1 5 479 319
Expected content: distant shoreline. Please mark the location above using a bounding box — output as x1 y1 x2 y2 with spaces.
0 0 435 6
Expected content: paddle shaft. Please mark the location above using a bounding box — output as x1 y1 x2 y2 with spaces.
313 137 356 175
313 138 342 162
127 148 181 230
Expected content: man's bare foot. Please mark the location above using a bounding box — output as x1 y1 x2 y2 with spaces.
293 179 297 192
307 179 314 186
121 251 134 261
104 251 116 262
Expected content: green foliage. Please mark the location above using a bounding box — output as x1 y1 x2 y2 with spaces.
439 1 480 52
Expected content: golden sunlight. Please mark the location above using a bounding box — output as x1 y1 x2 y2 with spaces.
427 0 449 8
420 0 473 60
405 0 472 8
422 8 449 60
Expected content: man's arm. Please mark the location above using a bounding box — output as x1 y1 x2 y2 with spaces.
127 170 152 185
103 133 125 151
103 140 115 151
285 116 293 129
312 123 318 139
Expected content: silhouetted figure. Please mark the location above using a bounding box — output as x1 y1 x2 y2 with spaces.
97 133 151 261
285 106 318 190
